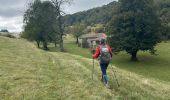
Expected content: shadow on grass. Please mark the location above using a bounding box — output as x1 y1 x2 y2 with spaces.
112 52 170 82
37 45 65 53
113 53 169 67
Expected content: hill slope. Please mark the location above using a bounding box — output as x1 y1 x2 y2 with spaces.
63 1 118 26
0 36 170 100
64 0 170 27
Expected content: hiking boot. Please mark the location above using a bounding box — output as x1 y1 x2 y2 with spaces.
100 77 104 82
105 83 110 89
103 75 108 83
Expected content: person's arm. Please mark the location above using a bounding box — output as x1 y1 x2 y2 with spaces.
92 46 100 59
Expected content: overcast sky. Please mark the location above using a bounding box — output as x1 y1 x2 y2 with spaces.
0 0 116 32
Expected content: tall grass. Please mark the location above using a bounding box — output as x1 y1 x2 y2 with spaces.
63 36 170 82
0 36 170 100
0 37 112 99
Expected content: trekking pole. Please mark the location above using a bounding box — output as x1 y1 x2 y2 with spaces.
111 63 120 87
92 58 94 80
92 41 96 80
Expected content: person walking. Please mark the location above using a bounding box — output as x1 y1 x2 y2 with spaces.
92 38 112 87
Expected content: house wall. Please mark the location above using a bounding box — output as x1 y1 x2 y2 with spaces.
82 38 89 48
78 37 101 48
78 38 82 47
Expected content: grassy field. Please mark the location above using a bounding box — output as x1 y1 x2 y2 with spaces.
63 36 170 82
0 36 170 100
110 42 170 82
0 36 112 99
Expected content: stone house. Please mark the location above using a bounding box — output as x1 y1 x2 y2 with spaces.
78 33 107 48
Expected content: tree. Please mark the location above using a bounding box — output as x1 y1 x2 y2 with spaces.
63 1 118 27
23 0 42 48
155 0 170 40
107 0 161 61
93 24 105 33
83 26 92 33
70 23 86 44
51 0 73 51
160 24 170 40
0 29 9 33
23 0 58 50
157 0 170 24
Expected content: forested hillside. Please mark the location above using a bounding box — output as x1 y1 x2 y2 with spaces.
63 1 118 26
63 0 170 27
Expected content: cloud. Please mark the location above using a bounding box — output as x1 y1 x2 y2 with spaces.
0 0 29 17
64 0 116 14
0 0 116 32
0 0 30 32
0 16 23 32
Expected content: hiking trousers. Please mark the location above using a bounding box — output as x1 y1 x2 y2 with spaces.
100 63 109 83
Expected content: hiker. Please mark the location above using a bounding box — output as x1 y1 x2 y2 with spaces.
92 38 112 87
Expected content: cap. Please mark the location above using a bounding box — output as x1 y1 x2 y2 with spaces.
100 38 106 44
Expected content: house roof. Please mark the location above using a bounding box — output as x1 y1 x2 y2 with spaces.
80 33 107 39
80 33 97 39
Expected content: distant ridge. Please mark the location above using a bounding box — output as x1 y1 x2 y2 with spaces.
63 1 118 26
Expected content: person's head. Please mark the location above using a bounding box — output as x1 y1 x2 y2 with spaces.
100 38 106 45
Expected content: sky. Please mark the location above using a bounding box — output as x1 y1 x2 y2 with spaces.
0 0 116 32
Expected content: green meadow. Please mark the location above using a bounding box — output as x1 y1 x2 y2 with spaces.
63 36 170 82
0 36 170 100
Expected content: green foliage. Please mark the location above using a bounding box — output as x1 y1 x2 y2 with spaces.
68 23 86 43
107 0 161 61
51 0 73 52
90 24 105 33
155 0 170 40
160 24 170 40
0 29 8 33
63 1 118 26
64 0 170 40
23 0 59 50
156 0 170 23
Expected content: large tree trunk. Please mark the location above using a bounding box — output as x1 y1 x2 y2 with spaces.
59 35 64 52
36 41 40 48
43 41 48 50
131 50 138 61
54 41 57 48
76 36 79 44
58 14 64 52
52 0 66 52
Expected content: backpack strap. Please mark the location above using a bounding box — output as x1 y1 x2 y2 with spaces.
99 44 108 55
99 45 102 57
